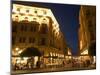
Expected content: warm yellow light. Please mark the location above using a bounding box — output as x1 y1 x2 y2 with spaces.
68 50 71 55
15 47 19 51
16 60 20 64
12 4 60 30
56 53 58 56
24 57 28 60
18 50 22 54
93 56 96 64
69 56 71 59
50 52 52 56
21 60 24 64
81 49 88 55
58 54 59 57
53 53 55 56
80 40 82 49
50 58 52 60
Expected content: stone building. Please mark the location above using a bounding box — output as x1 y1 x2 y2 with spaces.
78 5 96 62
12 4 68 66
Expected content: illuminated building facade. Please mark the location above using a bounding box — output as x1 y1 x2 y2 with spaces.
12 4 68 66
65 47 72 60
79 5 96 62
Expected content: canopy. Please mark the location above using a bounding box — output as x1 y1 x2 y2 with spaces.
20 47 42 57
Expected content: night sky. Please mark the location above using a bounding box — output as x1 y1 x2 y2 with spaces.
13 1 80 55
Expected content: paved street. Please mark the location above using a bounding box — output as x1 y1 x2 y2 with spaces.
12 65 96 74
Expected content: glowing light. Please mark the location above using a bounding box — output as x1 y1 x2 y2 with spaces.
21 60 24 64
93 56 96 64
24 57 28 60
50 52 52 56
18 50 22 54
69 56 71 59
15 47 19 51
80 40 82 49
55 53 57 56
34 56 38 65
81 49 88 55
16 60 20 64
68 50 71 55
53 53 55 56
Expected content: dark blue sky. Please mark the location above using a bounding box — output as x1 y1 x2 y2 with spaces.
13 1 80 55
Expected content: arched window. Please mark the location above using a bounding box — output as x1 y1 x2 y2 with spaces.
25 17 28 21
33 18 37 21
20 22 27 31
40 23 48 34
41 18 49 24
15 15 19 21
31 21 40 32
34 10 37 14
40 38 46 45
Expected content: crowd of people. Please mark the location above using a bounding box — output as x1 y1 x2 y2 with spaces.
12 57 93 70
12 57 45 70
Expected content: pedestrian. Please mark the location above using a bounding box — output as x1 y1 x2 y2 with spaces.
36 60 41 68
